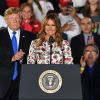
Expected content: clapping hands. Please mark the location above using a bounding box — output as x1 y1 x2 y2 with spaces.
12 49 25 62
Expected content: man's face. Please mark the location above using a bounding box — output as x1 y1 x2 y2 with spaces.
83 46 98 65
81 18 93 34
60 6 68 15
5 13 21 31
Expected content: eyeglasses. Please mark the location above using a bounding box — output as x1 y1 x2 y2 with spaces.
84 50 97 55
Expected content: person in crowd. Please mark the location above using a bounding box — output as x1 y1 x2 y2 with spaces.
20 2 41 38
27 0 54 22
58 0 81 41
83 0 100 19
0 7 35 100
27 13 73 64
70 17 100 64
80 44 100 100
82 0 100 35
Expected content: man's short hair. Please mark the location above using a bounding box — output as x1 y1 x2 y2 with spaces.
4 7 20 18
83 44 99 55
81 17 93 23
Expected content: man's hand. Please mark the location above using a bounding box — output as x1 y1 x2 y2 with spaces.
62 22 75 31
87 36 95 45
12 49 25 62
80 56 86 74
67 7 77 18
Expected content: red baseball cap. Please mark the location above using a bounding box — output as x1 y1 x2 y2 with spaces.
59 0 71 7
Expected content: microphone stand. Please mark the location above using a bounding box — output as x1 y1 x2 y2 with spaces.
50 43 52 64
49 36 54 64
62 46 64 64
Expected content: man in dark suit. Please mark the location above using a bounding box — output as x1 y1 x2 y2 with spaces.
80 44 100 100
0 7 35 100
70 17 100 64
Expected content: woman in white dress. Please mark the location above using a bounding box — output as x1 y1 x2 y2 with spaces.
27 13 73 64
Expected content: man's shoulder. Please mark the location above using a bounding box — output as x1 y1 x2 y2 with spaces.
94 34 100 39
0 28 8 36
21 29 33 35
0 27 7 32
20 29 36 39
71 33 83 41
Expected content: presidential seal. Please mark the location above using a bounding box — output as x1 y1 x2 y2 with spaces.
39 70 62 94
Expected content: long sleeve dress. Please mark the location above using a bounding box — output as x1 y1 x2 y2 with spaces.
27 39 73 64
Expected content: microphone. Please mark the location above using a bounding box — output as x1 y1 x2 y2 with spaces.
48 36 54 64
62 47 64 64
49 36 54 45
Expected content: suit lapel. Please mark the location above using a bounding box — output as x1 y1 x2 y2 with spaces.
4 29 14 55
80 33 85 49
18 29 26 51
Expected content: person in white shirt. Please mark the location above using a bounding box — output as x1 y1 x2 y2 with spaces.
28 0 54 22
58 0 81 41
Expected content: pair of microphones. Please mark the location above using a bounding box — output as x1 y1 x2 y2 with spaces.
48 36 64 64
48 36 54 46
48 36 54 64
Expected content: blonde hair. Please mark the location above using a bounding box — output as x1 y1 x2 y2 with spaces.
4 7 20 18
37 13 62 47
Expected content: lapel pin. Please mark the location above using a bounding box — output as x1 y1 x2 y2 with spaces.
22 36 25 38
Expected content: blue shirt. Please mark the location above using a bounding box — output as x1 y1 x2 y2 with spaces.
88 65 95 100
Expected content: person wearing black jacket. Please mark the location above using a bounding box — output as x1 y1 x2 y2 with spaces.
0 7 36 100
70 17 100 64
80 44 100 100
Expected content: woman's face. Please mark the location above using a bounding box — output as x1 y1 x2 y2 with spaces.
88 0 98 5
45 19 56 37
21 6 32 20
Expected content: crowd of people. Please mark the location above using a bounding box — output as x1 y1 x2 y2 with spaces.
0 0 100 100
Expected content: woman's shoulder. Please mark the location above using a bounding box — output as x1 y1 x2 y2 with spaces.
31 38 41 46
31 38 40 43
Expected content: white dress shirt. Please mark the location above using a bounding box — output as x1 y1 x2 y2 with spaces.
8 27 20 47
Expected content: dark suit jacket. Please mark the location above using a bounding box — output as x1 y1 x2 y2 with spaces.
0 28 36 98
81 63 100 100
62 32 68 40
70 33 100 64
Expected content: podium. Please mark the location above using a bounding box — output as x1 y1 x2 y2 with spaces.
19 64 82 100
